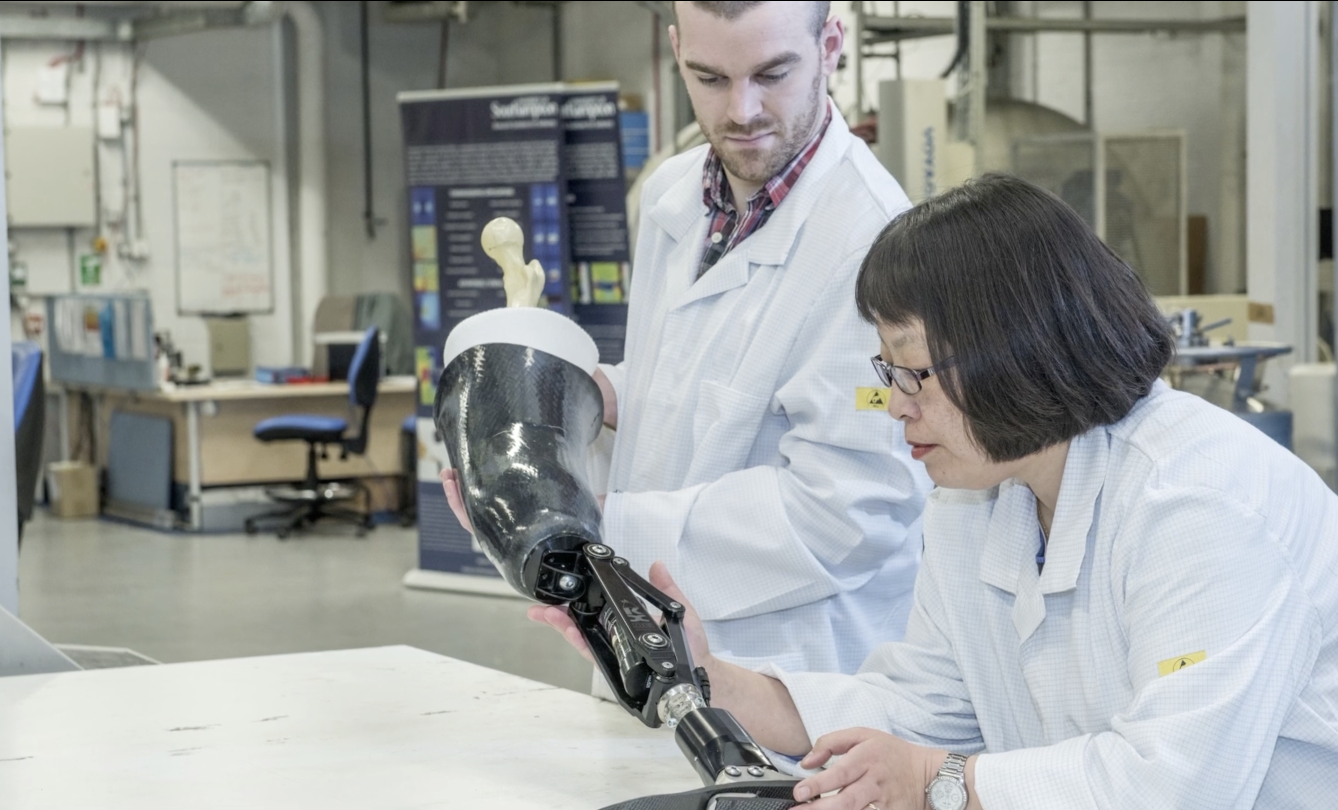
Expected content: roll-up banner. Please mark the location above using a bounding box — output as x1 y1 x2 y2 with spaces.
400 82 630 583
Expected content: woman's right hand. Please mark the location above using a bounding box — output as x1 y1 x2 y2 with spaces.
526 561 714 670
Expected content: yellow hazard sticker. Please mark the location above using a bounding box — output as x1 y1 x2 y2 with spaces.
856 387 891 411
1157 650 1206 677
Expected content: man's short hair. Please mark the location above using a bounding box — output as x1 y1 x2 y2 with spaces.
855 173 1175 463
672 1 831 41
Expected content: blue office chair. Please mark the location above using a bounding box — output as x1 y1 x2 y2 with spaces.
244 326 381 539
398 414 418 527
12 342 45 546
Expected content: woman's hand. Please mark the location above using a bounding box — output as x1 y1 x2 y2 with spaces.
526 561 714 670
793 728 946 810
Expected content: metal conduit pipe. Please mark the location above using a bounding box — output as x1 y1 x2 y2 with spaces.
283 0 326 367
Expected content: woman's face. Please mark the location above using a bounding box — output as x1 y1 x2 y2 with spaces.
876 320 1021 490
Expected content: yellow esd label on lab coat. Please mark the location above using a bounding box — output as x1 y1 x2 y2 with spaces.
1157 650 1206 676
856 387 891 411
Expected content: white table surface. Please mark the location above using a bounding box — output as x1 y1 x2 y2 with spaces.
0 646 696 809
146 375 417 403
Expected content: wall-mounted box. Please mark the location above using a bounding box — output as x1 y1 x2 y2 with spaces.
4 126 96 227
1291 363 1336 489
877 79 947 204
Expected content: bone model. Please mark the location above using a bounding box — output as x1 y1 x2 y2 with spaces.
481 217 546 308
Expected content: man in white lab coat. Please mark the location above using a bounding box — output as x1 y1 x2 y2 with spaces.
585 1 929 675
446 0 929 675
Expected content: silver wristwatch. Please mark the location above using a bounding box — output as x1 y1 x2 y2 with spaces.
926 752 969 810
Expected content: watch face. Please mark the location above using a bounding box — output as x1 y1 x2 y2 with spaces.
928 777 967 810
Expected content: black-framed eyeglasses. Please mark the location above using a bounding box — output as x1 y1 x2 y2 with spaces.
870 355 957 396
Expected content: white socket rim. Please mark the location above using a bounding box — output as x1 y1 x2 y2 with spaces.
441 307 599 375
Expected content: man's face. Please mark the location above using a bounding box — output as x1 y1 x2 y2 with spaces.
670 2 842 187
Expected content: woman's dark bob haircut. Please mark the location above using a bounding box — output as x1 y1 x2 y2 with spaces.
856 173 1174 463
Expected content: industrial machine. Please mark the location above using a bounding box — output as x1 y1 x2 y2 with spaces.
1163 308 1294 447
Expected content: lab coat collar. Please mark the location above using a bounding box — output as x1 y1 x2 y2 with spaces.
977 480 1036 598
679 243 754 304
1039 430 1107 593
643 99 853 263
664 102 854 308
734 101 852 267
645 148 711 242
977 428 1108 643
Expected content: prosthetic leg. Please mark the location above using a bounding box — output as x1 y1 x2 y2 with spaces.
432 219 800 810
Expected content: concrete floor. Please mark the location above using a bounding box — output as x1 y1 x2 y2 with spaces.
16 510 594 693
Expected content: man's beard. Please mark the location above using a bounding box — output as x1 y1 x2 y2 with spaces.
703 70 826 186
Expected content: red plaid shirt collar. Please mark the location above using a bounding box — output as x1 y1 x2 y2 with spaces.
698 105 832 277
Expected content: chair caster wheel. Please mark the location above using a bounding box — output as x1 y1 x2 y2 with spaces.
277 528 291 540
244 520 258 535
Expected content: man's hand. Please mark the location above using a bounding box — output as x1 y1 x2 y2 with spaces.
532 561 815 758
793 728 953 810
525 603 596 663
439 468 473 534
593 367 618 430
646 562 712 667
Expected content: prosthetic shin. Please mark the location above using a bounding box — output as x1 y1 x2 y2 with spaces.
435 340 605 600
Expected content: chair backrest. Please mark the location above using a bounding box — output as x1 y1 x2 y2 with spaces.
11 342 45 538
354 292 414 375
343 326 381 455
12 342 41 427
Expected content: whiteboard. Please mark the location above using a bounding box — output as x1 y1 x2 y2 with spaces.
173 161 273 315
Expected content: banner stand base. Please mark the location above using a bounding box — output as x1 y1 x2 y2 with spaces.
401 568 525 600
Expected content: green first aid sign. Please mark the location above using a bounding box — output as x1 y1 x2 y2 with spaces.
79 254 102 286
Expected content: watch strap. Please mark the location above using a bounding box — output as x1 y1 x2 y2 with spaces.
939 752 967 780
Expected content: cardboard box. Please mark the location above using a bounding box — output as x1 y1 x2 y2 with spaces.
47 461 100 519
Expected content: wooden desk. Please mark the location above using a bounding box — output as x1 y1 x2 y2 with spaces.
63 376 417 530
0 646 693 809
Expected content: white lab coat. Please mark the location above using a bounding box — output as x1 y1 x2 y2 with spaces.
770 382 1338 808
598 106 932 675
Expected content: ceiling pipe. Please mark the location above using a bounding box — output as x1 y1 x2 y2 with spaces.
215 0 323 366
280 0 326 367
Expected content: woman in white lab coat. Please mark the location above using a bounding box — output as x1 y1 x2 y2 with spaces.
532 174 1338 810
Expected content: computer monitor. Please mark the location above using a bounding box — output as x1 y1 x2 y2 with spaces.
204 316 250 378
313 330 386 381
